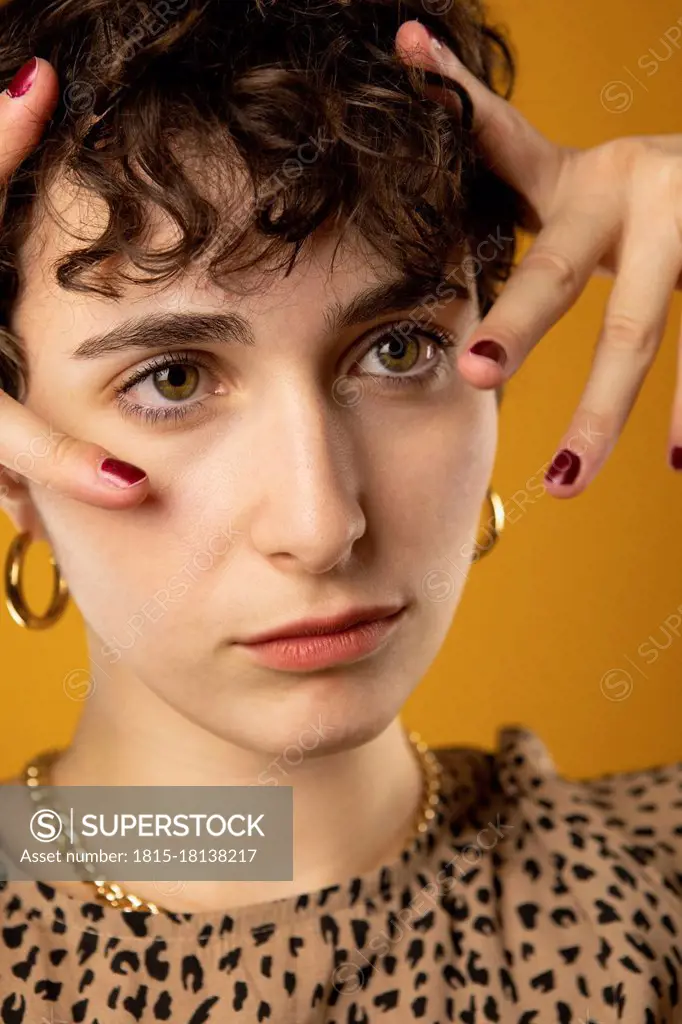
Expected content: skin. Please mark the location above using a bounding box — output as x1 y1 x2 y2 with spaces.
396 22 682 487
2 162 495 910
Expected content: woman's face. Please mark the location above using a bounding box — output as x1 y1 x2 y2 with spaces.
5 177 497 756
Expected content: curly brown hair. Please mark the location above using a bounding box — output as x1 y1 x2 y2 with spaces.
0 0 523 400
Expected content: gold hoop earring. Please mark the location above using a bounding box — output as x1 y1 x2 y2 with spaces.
4 531 70 630
472 487 505 563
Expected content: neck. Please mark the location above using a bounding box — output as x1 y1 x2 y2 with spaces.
49 642 425 913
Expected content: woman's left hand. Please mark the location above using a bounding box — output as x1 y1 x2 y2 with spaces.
396 20 682 495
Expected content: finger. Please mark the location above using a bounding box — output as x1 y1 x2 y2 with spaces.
671 334 682 471
543 221 682 497
0 61 149 510
671 314 682 470
457 202 617 389
0 58 59 180
0 391 150 508
394 20 566 213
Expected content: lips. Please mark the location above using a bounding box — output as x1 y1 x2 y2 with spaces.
234 604 408 672
238 604 406 645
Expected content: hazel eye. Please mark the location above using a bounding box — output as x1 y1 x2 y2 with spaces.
374 335 421 374
356 323 455 381
114 351 222 425
153 364 200 402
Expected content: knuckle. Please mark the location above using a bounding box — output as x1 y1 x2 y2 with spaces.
588 137 646 183
49 432 81 470
607 136 647 171
523 246 581 298
601 312 659 357
668 164 682 244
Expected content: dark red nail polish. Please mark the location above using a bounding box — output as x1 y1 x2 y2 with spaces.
671 446 682 471
99 457 147 489
545 449 581 486
469 340 507 367
6 58 38 99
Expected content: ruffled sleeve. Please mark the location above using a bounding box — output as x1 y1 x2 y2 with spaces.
496 726 682 889
492 726 682 1021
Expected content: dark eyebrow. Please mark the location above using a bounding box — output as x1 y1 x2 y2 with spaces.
73 312 254 360
72 273 470 360
322 274 469 338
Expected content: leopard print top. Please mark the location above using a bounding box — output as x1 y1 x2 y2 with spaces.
0 726 681 1023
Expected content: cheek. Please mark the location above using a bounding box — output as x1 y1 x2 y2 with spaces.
27 382 496 656
28 479 235 655
362 386 497 562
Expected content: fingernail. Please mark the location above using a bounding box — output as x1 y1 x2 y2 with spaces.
469 340 508 367
6 58 38 99
420 23 464 65
99 457 147 489
545 449 581 487
423 26 444 53
671 446 682 471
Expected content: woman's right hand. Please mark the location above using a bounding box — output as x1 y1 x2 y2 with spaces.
0 58 149 509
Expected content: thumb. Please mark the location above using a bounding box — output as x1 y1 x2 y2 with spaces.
0 58 59 180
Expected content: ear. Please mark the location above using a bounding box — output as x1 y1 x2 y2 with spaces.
0 468 49 541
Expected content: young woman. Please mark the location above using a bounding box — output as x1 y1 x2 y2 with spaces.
0 1 680 1021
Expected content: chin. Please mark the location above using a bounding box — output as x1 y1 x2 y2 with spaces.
203 654 420 759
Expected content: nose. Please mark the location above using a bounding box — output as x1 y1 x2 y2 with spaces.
247 382 367 574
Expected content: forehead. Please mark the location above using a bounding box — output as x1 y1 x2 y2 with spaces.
13 171 476 351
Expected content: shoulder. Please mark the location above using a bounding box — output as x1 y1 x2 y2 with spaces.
434 726 682 893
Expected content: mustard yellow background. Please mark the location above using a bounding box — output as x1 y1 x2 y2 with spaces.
2 0 681 779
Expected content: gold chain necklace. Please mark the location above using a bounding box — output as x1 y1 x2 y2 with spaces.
22 729 443 916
